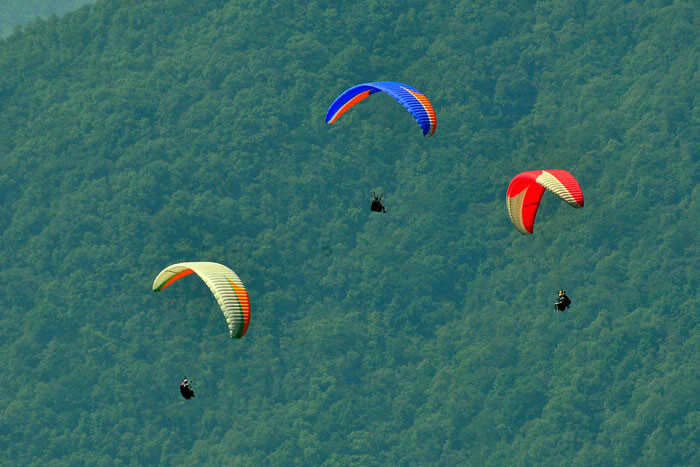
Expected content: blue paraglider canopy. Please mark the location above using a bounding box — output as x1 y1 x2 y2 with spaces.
325 81 436 136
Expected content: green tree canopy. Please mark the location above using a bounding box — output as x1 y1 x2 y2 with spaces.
0 0 697 464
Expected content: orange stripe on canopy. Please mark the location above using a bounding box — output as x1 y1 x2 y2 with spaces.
228 278 251 337
405 89 437 135
157 269 194 291
328 90 371 124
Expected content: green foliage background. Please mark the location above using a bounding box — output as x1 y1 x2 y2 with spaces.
0 0 93 38
0 0 697 465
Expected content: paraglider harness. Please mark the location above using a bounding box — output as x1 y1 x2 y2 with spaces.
370 192 386 213
180 378 195 400
554 290 571 312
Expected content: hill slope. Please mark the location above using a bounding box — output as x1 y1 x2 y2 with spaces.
0 0 697 464
0 0 93 38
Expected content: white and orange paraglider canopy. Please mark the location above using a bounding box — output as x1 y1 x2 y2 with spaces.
153 262 250 338
506 170 584 235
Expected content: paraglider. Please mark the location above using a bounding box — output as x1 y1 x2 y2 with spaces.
180 377 195 399
370 192 386 213
554 290 572 312
326 81 436 136
152 262 250 339
506 170 584 234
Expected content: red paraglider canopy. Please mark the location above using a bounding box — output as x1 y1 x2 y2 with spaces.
506 170 584 234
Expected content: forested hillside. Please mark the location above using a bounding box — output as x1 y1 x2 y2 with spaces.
0 0 697 465
0 0 92 38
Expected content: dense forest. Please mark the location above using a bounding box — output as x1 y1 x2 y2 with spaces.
0 0 92 37
0 0 697 465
